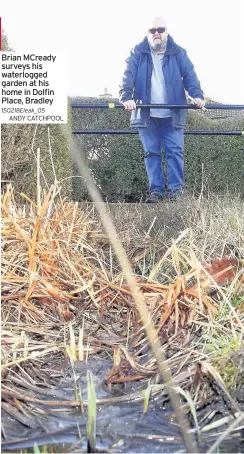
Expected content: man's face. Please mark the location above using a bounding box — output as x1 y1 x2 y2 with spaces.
147 17 168 51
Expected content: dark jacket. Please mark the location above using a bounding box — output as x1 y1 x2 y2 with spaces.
119 35 204 128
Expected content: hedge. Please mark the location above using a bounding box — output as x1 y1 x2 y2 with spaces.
71 96 244 202
1 122 73 201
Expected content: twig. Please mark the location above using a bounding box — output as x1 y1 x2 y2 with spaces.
207 412 244 453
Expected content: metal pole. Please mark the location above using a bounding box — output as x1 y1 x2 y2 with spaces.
72 130 244 136
71 103 244 110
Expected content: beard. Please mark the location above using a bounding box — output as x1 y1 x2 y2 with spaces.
149 35 168 52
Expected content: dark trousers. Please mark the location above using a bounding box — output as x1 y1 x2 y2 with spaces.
139 117 184 195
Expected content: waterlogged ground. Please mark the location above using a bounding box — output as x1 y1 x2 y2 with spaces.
1 356 243 453
2 187 244 453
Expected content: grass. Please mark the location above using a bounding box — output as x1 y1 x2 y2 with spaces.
86 371 96 453
1 182 244 452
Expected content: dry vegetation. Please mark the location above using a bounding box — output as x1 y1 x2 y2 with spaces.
1 182 244 452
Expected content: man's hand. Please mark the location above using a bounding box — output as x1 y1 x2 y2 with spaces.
193 98 205 109
123 100 137 111
187 95 206 111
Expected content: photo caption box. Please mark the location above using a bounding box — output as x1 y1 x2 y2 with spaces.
0 52 67 124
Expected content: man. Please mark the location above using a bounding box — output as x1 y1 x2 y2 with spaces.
119 16 205 203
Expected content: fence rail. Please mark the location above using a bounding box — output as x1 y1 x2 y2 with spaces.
71 103 244 110
71 103 244 136
72 130 244 136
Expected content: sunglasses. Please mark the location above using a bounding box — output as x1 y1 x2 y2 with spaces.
149 27 166 34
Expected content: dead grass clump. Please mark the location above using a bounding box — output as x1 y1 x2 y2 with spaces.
1 184 244 451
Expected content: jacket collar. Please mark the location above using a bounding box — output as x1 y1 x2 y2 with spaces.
136 35 180 56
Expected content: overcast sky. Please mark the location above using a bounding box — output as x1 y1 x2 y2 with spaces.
1 0 244 103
